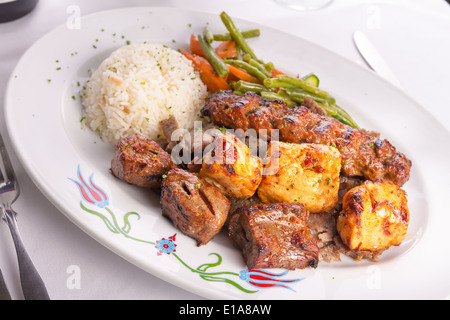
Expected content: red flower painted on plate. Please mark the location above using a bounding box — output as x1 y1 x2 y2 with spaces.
69 165 109 208
239 269 303 291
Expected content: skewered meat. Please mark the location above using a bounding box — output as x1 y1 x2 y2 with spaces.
201 91 411 186
228 203 319 270
111 134 176 188
199 131 262 199
258 141 342 213
336 179 409 252
160 168 230 245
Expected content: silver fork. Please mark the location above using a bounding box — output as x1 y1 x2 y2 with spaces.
0 268 11 300
0 133 50 300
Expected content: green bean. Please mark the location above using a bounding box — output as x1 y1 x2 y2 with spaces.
232 80 268 93
329 104 360 129
249 59 271 78
197 34 229 78
281 88 337 116
281 88 359 128
220 11 258 60
212 28 261 41
243 53 264 65
316 102 338 117
283 88 328 104
235 42 243 60
224 59 268 82
264 75 335 104
203 26 215 43
260 91 296 107
263 61 275 73
274 87 291 99
263 78 297 89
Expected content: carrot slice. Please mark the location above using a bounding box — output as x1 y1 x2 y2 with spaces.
180 49 231 92
190 34 206 58
270 68 286 77
215 40 237 59
228 65 261 84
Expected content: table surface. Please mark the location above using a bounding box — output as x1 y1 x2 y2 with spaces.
1 0 449 300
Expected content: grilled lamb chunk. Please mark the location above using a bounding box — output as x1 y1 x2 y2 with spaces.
159 115 180 142
160 168 230 246
201 91 411 186
228 203 319 270
111 134 176 188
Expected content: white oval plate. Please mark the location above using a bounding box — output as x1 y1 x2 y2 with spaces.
5 7 450 299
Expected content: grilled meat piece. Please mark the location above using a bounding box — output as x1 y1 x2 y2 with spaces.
337 179 409 252
111 133 176 188
160 168 230 245
201 91 411 186
199 131 262 199
228 203 319 270
258 141 342 213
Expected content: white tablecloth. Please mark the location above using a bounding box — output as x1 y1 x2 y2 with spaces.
0 0 449 300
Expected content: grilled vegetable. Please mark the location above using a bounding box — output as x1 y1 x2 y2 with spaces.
215 40 237 59
302 73 319 87
213 28 261 41
220 11 258 60
228 67 261 84
180 49 230 92
196 34 230 78
183 11 359 128
264 75 335 103
224 59 268 82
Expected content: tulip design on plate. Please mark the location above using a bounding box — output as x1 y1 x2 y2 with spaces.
239 269 304 292
70 165 305 294
69 165 109 208
69 165 150 243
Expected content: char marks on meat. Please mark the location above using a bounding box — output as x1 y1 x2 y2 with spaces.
201 91 411 186
160 168 230 246
228 203 319 270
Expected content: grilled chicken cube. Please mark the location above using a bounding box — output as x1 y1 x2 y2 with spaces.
111 133 176 188
160 168 230 246
336 179 410 252
257 141 342 213
199 132 262 199
228 203 319 270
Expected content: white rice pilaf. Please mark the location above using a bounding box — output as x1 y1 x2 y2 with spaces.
81 43 208 144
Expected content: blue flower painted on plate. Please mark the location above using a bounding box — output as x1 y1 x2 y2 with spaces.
155 234 177 255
